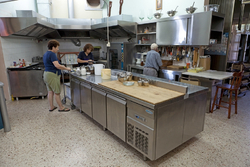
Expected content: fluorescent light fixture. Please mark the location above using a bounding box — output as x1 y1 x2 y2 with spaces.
242 0 250 4
0 0 17 3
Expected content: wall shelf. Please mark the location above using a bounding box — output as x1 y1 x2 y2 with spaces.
137 32 156 35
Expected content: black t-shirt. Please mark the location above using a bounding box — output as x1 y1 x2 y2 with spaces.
77 51 93 66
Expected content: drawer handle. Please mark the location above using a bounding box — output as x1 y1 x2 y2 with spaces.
135 115 146 122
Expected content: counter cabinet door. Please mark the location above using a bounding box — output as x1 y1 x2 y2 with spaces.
92 88 107 128
107 94 127 142
80 83 92 117
71 79 81 109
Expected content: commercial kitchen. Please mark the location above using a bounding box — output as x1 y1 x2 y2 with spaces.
0 0 250 166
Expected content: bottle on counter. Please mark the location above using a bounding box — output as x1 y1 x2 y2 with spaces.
22 59 26 67
19 59 23 67
140 61 144 66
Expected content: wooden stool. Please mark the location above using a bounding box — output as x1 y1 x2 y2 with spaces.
211 72 243 119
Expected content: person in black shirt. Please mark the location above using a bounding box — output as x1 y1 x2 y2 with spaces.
77 44 94 66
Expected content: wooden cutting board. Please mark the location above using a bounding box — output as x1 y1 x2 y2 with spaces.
99 81 184 105
167 65 185 70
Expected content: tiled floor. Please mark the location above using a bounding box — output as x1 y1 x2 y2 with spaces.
0 91 250 167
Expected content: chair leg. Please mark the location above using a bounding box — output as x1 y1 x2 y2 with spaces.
211 87 219 113
235 90 238 114
218 88 224 109
228 90 232 119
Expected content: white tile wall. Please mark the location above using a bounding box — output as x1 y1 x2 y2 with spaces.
1 37 107 68
42 38 107 58
1 37 43 67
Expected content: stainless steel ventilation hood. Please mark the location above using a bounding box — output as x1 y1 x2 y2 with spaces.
0 10 136 40
90 20 137 39
0 17 56 38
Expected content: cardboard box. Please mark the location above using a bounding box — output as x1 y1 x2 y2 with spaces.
161 60 173 68
180 78 200 86
199 56 211 71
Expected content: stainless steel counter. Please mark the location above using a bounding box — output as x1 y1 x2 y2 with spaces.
182 70 234 113
69 70 207 96
127 64 187 82
69 70 208 161
8 68 47 100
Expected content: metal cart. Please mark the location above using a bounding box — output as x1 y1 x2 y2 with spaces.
58 52 79 109
61 70 71 104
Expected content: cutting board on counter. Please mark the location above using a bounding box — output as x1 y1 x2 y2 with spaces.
99 81 184 105
167 65 185 70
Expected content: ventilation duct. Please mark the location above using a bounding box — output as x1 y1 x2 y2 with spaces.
68 0 74 18
87 0 100 6
71 39 81 46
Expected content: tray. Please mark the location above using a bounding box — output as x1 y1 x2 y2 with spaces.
123 81 135 86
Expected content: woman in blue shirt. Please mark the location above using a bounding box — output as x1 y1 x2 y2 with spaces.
77 44 94 66
43 40 71 112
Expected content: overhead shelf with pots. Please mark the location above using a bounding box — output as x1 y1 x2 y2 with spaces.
136 22 157 45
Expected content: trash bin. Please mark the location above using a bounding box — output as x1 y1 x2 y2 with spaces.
0 82 11 132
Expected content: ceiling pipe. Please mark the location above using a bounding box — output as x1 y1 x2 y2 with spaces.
68 0 74 18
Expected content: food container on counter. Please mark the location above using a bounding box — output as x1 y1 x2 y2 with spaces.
204 4 220 12
101 69 111 79
93 64 105 75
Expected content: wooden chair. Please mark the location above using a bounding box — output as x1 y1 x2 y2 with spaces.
211 72 243 119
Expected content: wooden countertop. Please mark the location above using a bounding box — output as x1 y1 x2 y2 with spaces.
99 80 185 105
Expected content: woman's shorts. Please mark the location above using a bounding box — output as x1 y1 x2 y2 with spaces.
43 71 61 94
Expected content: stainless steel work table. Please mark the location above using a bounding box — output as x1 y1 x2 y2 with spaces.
68 70 208 161
182 70 234 113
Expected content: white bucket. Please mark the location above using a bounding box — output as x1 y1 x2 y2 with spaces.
101 69 111 79
93 64 105 75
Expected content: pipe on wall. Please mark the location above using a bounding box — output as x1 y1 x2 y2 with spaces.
68 0 74 18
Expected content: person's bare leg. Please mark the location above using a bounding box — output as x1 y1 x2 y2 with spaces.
54 93 67 110
48 91 55 110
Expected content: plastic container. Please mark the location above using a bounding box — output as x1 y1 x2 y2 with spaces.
80 67 86 76
93 64 105 75
204 4 220 12
101 69 111 79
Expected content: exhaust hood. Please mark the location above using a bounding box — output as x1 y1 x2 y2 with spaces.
0 10 136 40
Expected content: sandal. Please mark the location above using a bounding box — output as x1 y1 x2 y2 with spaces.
49 107 57 112
58 107 70 112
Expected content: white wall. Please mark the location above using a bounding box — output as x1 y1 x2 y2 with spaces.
37 0 51 18
1 37 43 67
1 37 106 68
102 0 205 22
0 0 36 17
50 0 103 19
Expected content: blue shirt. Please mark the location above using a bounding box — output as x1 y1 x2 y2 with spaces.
78 51 93 66
144 50 163 71
43 51 61 75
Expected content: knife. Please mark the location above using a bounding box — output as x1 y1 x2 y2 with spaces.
119 0 124 15
108 1 112 17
